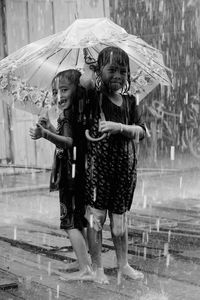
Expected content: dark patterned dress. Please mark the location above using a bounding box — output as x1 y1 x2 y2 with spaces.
85 92 145 214
49 109 87 230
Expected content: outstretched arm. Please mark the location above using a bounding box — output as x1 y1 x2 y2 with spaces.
29 124 73 149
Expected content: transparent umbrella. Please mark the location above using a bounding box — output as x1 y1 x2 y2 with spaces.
0 17 172 115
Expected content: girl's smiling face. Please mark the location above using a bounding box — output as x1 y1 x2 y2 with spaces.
52 78 76 111
100 63 128 92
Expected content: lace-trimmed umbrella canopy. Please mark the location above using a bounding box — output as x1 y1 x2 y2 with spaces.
0 17 172 115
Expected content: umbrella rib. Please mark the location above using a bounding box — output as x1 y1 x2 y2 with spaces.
27 48 64 82
75 48 80 66
53 49 72 76
86 47 98 63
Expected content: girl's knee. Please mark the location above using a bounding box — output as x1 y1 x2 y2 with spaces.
112 225 125 237
110 213 127 237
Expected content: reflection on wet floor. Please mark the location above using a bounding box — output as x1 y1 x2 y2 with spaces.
0 168 50 189
0 167 200 299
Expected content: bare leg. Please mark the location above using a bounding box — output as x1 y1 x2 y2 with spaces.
87 225 109 284
61 228 90 271
60 228 94 281
111 214 144 280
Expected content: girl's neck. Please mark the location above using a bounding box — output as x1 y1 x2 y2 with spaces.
104 91 123 107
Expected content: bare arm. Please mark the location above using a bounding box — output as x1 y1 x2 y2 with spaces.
29 124 73 149
99 121 145 140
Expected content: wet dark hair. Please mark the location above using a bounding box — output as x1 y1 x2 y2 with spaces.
51 69 81 88
96 46 131 92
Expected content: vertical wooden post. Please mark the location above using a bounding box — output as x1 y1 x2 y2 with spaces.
0 0 14 163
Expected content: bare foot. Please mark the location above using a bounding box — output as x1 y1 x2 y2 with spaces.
121 264 144 280
94 268 109 284
59 265 94 282
59 260 79 272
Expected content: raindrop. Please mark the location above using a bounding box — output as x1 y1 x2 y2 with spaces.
48 261 51 276
143 247 147 260
136 93 139 105
93 187 96 202
143 195 147 209
89 214 93 228
37 254 41 269
56 284 60 298
48 288 52 300
179 111 183 124
168 230 171 242
163 243 169 256
179 177 183 189
141 181 145 196
72 164 76 178
73 146 77 160
170 146 175 161
31 169 36 180
166 253 170 267
156 218 160 232
117 270 122 285
43 233 46 244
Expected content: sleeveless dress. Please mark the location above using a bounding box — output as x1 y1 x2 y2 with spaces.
85 91 145 214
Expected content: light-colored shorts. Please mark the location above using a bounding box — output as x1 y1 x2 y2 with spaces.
85 205 127 235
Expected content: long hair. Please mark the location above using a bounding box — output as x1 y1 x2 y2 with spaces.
96 46 131 93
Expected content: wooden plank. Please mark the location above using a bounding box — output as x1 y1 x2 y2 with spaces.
2 0 111 168
0 270 18 290
53 0 77 32
77 0 110 18
0 240 136 300
0 0 6 59
28 0 54 41
5 0 29 53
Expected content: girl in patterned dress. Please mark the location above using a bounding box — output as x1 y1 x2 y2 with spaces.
29 70 94 281
83 47 146 283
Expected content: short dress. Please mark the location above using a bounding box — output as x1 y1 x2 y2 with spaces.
85 92 145 214
50 109 87 230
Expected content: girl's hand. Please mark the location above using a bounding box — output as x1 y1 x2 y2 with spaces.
99 121 121 135
38 111 51 129
37 117 48 128
29 123 46 140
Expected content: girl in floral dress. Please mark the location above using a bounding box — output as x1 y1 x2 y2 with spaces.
83 46 146 283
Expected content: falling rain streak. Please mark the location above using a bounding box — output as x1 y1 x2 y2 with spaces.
0 0 199 299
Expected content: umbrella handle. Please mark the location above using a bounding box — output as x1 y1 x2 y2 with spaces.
85 129 107 142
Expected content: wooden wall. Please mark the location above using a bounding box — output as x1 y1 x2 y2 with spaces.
0 0 110 168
